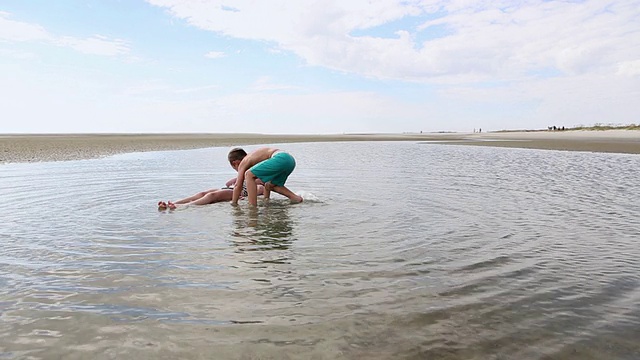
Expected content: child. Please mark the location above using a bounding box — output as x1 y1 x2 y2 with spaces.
228 147 303 206
158 177 265 210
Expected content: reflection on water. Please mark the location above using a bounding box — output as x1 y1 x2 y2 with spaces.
1 142 640 359
231 203 295 252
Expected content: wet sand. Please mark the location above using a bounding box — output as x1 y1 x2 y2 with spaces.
0 133 461 164
1 130 639 164
439 130 640 154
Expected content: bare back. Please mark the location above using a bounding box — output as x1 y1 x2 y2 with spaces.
239 147 279 169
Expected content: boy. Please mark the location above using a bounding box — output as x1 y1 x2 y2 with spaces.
228 147 303 206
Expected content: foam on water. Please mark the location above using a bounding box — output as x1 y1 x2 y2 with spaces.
297 190 321 202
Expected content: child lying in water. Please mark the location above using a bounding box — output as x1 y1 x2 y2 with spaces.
158 177 265 210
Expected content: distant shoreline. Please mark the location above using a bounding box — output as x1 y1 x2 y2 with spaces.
1 130 639 164
0 133 461 164
435 129 640 154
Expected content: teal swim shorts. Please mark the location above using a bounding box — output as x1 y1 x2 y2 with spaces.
250 151 296 187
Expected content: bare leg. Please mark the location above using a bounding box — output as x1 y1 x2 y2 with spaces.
168 186 264 208
272 185 303 203
187 189 233 205
245 170 259 206
174 188 219 204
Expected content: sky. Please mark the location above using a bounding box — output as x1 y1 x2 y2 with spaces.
0 0 639 134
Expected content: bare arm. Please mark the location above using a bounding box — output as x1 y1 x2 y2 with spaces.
231 164 248 205
263 182 272 200
230 148 274 204
225 177 237 188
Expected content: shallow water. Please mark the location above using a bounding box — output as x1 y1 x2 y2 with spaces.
1 142 639 359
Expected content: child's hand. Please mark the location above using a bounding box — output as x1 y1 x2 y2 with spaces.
225 177 237 187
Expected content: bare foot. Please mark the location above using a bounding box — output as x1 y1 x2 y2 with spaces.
291 195 303 203
158 201 168 211
167 201 177 210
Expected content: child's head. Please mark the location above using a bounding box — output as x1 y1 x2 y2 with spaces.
228 147 247 171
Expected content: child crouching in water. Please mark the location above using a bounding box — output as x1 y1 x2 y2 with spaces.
228 147 303 206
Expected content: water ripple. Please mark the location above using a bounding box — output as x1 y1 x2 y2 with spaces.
1 143 639 359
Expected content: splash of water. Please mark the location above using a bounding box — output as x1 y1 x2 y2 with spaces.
297 191 320 202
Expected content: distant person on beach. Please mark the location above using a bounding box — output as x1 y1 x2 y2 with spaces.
158 177 265 210
228 147 303 206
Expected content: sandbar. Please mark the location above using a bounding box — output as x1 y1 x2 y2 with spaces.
1 130 639 164
0 133 461 164
436 130 640 154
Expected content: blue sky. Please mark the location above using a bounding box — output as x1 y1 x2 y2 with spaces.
0 0 638 134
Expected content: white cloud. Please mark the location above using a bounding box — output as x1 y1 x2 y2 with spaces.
0 47 37 60
0 63 442 133
174 84 220 94
616 60 640 77
0 12 130 56
121 80 172 96
0 12 50 42
3 3 638 134
204 51 226 59
249 76 299 92
435 71 640 129
521 74 640 128
146 0 640 83
122 81 220 96
57 35 130 56
143 90 437 134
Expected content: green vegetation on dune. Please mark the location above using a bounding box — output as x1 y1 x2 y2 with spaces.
569 123 640 131
494 123 640 133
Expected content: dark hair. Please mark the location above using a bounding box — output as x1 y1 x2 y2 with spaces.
228 147 247 162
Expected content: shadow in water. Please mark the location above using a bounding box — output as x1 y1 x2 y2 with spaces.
231 202 295 253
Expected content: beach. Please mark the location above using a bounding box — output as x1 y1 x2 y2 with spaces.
442 130 640 154
1 130 639 164
0 133 460 164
